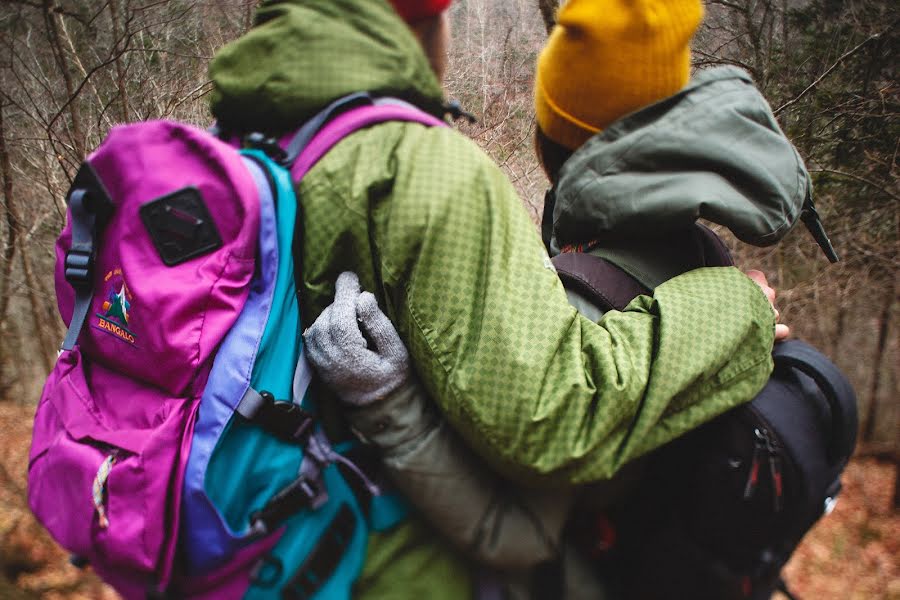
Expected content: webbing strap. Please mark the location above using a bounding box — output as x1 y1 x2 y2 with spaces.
61 165 113 350
287 98 446 184
282 505 357 600
61 189 96 351
235 388 267 420
281 92 373 167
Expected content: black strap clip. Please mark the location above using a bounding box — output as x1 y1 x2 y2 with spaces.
64 240 94 290
250 473 327 536
253 391 316 445
63 164 114 289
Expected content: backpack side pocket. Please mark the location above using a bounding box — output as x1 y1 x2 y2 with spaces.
28 348 195 580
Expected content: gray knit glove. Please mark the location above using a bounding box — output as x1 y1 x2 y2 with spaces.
303 271 411 406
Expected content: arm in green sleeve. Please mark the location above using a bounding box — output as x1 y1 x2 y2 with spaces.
345 377 571 569
377 130 776 485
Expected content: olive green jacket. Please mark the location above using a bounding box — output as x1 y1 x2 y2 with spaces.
209 2 776 597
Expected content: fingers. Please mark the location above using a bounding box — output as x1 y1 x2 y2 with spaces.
334 271 361 307
745 269 791 341
775 323 791 341
745 269 775 307
356 292 409 361
331 271 365 347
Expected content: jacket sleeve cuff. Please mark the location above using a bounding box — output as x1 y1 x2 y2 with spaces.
343 376 439 450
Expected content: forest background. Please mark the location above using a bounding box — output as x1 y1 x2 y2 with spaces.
0 0 896 597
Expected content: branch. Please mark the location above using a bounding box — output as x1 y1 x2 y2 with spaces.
809 168 900 203
774 30 886 116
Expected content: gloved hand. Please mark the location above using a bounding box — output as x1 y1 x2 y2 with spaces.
303 271 411 406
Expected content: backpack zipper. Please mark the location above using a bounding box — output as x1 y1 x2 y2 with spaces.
742 426 784 513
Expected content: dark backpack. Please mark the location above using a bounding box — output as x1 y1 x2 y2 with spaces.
553 224 857 600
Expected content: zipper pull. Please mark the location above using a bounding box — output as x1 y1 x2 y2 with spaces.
765 436 784 513
743 429 766 500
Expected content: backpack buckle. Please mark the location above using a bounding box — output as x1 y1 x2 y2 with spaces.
253 391 315 444
64 246 94 290
249 473 328 536
236 389 316 444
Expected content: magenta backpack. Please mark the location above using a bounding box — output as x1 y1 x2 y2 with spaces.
28 94 443 599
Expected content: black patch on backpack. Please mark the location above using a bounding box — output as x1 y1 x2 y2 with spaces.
140 187 222 266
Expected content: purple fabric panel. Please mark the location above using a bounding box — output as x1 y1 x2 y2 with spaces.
176 530 283 600
54 121 259 398
286 104 445 182
181 157 280 573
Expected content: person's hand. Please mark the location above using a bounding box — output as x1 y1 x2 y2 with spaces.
303 271 411 406
745 269 790 341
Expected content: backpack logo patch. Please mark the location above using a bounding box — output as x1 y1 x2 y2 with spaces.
94 269 136 345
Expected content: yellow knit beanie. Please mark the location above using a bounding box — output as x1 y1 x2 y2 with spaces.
535 0 703 150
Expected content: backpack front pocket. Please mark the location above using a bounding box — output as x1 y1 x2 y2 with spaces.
28 348 194 578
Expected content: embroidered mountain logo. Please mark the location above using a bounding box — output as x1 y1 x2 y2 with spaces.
94 269 137 345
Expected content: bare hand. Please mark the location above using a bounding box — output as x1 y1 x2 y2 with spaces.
745 269 790 341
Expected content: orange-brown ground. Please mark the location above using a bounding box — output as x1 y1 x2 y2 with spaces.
1 402 897 599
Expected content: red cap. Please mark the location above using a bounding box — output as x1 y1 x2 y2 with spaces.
389 0 451 22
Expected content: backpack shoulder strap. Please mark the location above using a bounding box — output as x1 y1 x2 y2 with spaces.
772 339 858 465
551 252 651 313
551 224 735 313
282 94 446 183
694 222 735 267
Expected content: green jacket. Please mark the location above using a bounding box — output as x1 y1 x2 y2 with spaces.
209 2 776 597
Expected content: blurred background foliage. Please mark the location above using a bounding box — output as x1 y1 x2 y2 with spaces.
0 0 896 597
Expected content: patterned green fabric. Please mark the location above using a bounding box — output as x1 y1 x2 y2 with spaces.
209 2 777 597
298 122 775 483
298 123 774 598
209 0 444 132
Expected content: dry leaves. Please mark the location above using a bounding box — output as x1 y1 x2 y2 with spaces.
1 403 896 599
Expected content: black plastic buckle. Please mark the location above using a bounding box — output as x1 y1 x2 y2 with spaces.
64 246 94 289
243 132 288 163
255 391 315 444
250 474 327 534
282 505 356 600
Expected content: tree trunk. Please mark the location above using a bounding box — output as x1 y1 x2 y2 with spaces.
109 0 131 123
43 0 86 160
0 103 19 394
861 285 894 442
537 0 557 35
20 247 56 374
0 104 18 334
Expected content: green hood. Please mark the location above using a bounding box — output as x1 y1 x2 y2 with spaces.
551 67 810 252
209 0 444 131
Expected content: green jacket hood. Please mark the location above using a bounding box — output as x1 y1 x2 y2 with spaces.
551 66 810 251
208 0 445 131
